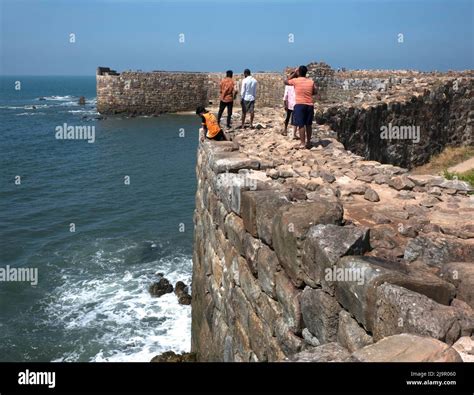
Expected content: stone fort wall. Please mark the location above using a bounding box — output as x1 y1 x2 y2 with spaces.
96 67 285 115
191 117 473 362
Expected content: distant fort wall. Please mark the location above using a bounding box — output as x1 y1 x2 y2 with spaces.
96 67 285 115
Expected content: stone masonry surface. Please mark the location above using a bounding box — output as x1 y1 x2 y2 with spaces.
191 106 473 362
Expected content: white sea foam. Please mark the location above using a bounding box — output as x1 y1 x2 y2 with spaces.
67 110 99 115
16 112 46 116
26 104 49 109
47 252 192 362
0 106 23 109
1 104 50 110
41 95 74 101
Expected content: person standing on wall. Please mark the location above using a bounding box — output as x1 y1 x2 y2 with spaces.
217 70 236 128
282 79 297 138
284 65 318 149
239 69 257 129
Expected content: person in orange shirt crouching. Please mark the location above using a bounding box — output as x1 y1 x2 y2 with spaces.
196 106 227 142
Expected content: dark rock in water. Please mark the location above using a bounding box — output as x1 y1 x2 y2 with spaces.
38 97 46 101
149 278 173 297
175 281 192 305
150 351 196 362
175 281 188 293
32 105 37 110
178 294 192 305
78 96 86 105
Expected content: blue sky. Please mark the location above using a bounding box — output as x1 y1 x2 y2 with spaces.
0 0 473 75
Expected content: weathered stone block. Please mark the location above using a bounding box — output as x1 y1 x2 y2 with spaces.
374 283 473 344
266 336 287 362
287 342 352 362
440 262 474 309
431 178 472 192
202 140 238 155
404 234 474 267
238 255 261 309
255 292 283 335
272 200 344 286
224 213 246 257
242 233 262 275
334 256 456 332
248 310 273 362
208 275 224 313
275 318 304 356
301 224 370 291
257 244 280 298
452 336 474 362
232 318 252 362
404 262 456 305
210 151 260 173
223 335 234 362
275 271 302 333
300 287 342 344
209 309 229 362
240 189 290 243
389 175 415 190
223 243 238 284
213 173 245 214
352 334 462 362
302 328 320 346
364 188 380 202
337 310 373 352
216 202 229 231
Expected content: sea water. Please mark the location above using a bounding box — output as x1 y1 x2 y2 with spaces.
0 76 199 361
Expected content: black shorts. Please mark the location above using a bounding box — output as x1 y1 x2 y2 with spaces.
208 130 226 141
241 100 255 114
293 104 314 127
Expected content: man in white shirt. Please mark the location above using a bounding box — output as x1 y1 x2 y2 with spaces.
239 69 257 128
